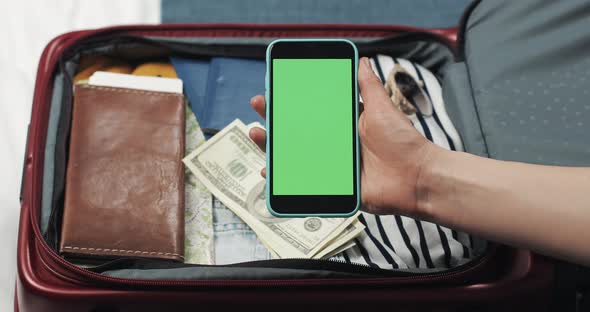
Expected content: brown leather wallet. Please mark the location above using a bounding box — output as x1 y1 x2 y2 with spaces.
60 85 185 262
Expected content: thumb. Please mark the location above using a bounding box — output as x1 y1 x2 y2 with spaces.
358 57 395 113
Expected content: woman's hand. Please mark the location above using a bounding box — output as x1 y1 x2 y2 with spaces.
248 57 443 217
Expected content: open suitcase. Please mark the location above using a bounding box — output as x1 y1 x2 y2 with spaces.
17 0 590 310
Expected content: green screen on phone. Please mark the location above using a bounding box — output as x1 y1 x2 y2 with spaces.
272 58 353 195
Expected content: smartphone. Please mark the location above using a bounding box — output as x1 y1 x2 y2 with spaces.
265 39 360 217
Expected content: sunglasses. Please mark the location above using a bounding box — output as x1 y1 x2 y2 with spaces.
386 66 433 117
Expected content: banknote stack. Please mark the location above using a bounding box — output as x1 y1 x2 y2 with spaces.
183 119 364 259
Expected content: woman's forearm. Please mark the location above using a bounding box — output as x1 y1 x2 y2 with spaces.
418 147 590 265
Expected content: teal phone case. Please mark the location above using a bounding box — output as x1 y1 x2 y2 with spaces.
265 38 360 218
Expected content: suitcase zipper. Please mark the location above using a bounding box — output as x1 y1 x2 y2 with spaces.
35 232 494 288
55 30 456 64
30 25 493 289
455 0 482 62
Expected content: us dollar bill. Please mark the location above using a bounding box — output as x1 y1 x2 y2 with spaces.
319 240 356 260
313 220 364 259
183 119 363 259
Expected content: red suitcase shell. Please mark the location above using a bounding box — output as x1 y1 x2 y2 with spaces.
16 23 555 311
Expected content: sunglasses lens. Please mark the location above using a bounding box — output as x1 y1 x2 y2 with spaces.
394 72 419 98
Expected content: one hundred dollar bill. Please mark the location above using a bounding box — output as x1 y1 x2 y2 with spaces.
313 220 364 259
320 241 357 260
183 119 363 259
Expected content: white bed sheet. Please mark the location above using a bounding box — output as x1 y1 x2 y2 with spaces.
0 1 160 308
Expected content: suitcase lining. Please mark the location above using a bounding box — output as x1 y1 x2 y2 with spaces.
39 34 489 280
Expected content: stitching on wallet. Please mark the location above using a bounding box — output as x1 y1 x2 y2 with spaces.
62 246 184 259
79 85 183 97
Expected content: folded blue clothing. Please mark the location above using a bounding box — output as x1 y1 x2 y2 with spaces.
205 57 266 131
170 57 210 122
171 56 266 136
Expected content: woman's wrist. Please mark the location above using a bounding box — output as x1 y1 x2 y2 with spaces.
415 145 461 222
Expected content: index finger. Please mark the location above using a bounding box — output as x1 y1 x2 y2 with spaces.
250 95 266 120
